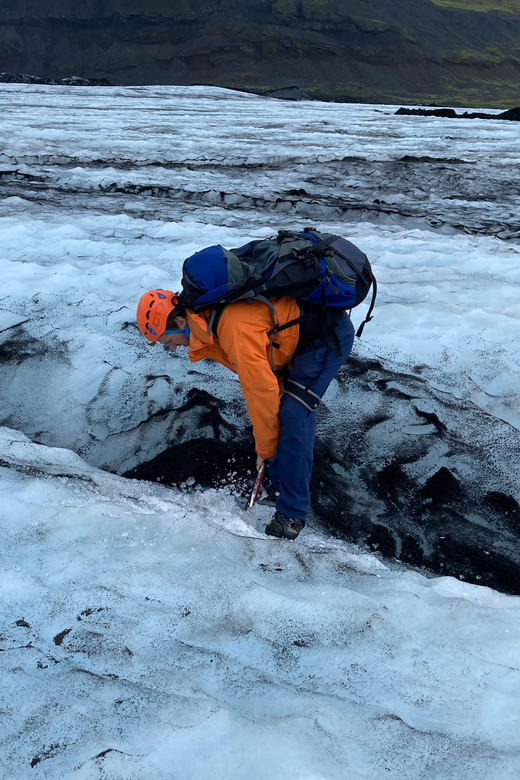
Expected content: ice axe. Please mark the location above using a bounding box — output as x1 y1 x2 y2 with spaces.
248 462 265 509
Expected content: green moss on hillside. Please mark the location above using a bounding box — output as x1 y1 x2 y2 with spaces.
271 0 297 18
441 48 504 66
233 79 520 108
430 0 520 13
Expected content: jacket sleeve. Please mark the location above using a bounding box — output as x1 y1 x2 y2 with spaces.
217 313 281 460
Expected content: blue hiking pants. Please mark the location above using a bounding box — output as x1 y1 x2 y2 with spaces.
268 313 355 520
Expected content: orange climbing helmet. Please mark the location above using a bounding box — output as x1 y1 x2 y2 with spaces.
136 289 180 343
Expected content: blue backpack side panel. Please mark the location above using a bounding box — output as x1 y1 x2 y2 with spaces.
304 259 357 308
183 246 229 292
182 245 251 309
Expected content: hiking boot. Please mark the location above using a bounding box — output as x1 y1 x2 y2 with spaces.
265 511 306 540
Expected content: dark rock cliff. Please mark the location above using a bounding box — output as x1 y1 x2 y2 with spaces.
1 0 519 105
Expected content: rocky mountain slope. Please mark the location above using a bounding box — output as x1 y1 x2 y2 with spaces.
0 0 519 105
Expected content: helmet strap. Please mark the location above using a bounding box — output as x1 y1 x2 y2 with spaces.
163 325 190 337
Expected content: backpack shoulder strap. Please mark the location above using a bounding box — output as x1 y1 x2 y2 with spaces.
355 267 377 337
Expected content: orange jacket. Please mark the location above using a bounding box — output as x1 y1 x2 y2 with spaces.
186 298 301 459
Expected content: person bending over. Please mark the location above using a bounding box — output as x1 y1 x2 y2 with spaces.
137 290 354 540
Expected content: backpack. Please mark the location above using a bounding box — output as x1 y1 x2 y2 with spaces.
180 228 377 343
